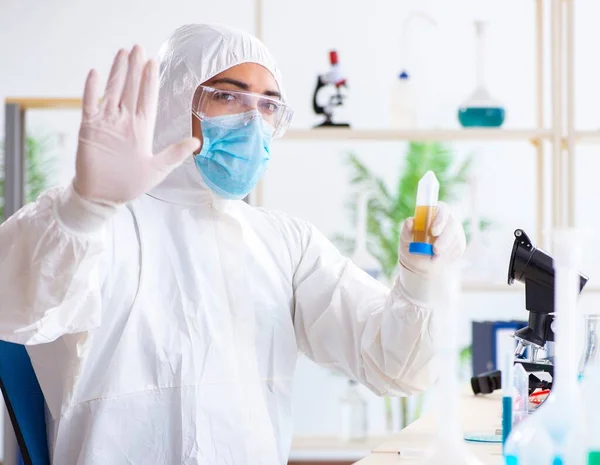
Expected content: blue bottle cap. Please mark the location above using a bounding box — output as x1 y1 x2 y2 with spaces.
409 242 434 256
399 70 409 79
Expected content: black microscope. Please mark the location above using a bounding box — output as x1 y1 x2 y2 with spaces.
312 50 350 128
471 229 589 395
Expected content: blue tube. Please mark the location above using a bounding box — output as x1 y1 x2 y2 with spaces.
502 396 513 446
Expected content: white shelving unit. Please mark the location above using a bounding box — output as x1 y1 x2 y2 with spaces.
259 0 565 249
260 0 581 234
261 0 586 294
575 131 600 144
281 128 552 142
464 284 600 294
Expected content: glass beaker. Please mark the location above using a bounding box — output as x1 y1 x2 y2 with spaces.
457 21 505 128
580 315 600 463
578 314 600 379
351 191 383 281
462 175 494 284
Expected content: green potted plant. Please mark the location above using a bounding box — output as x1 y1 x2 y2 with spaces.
335 141 490 432
0 134 56 220
336 141 491 280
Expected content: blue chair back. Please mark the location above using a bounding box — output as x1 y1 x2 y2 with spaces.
0 341 49 465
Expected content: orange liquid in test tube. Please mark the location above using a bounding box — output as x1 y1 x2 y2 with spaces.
412 205 437 244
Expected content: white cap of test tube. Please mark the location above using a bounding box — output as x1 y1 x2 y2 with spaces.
416 170 439 206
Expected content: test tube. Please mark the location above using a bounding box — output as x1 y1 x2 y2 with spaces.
409 171 439 256
512 363 529 427
502 336 515 446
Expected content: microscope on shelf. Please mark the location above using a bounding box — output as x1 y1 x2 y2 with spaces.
471 229 589 395
312 50 350 128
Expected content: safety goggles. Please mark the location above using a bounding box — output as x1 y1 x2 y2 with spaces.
192 85 293 138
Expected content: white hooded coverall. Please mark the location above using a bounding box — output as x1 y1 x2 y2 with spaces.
0 24 439 464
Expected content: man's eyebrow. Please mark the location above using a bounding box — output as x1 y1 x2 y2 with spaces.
209 78 281 99
209 78 249 90
263 90 282 99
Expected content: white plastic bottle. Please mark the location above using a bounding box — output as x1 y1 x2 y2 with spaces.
389 70 417 129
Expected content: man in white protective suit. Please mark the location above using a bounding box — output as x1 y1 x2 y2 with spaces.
0 24 466 465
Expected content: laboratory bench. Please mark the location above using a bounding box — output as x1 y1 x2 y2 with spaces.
354 389 504 465
288 435 389 465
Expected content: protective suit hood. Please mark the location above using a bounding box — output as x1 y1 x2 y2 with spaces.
148 23 285 206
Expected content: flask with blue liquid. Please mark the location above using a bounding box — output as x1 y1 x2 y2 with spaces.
458 21 505 128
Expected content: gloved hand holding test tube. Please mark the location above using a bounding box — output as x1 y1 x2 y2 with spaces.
398 170 466 287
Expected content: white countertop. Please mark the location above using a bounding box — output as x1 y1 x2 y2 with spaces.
356 389 504 464
289 435 390 461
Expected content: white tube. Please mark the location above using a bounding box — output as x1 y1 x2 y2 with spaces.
399 11 438 70
535 0 545 246
552 229 585 391
468 176 481 244
432 263 462 442
419 264 485 465
474 21 487 90
551 0 563 228
355 192 370 253
565 0 575 227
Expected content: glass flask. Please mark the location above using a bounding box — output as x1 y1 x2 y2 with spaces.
418 265 484 465
457 21 505 128
462 175 494 284
351 191 383 281
579 315 600 464
578 314 600 379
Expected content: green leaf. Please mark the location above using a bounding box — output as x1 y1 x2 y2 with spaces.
0 133 57 220
462 218 493 243
338 141 493 283
459 345 473 365
332 234 356 256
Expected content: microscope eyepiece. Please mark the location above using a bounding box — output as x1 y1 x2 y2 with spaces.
507 228 588 350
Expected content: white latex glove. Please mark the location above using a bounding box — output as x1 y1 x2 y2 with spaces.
73 46 200 205
398 201 466 278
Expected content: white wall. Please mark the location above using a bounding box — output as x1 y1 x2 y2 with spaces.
3 0 600 443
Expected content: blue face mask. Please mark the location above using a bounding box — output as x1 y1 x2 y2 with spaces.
194 111 274 200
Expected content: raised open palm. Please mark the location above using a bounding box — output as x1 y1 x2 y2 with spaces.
73 45 200 204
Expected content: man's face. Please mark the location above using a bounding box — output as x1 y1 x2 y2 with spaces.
191 63 280 152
